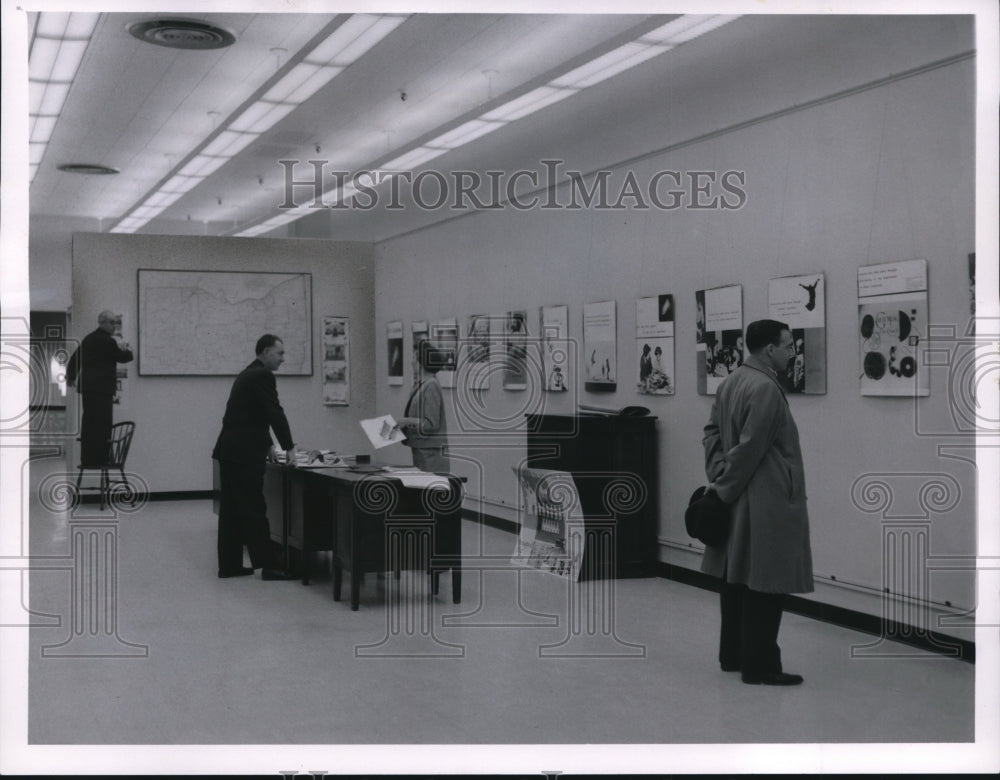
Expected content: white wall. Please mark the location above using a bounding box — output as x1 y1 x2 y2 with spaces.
373 20 976 627
70 233 375 492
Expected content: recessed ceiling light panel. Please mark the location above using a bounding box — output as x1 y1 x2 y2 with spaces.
128 19 236 50
57 163 120 175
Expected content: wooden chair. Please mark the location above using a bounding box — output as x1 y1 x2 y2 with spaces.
75 421 136 510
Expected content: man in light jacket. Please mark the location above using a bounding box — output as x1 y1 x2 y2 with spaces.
702 319 814 686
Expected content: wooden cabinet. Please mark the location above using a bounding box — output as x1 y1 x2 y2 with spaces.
525 413 658 578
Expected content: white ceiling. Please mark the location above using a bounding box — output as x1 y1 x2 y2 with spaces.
28 11 700 238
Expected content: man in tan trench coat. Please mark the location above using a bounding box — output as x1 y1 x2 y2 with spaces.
702 319 814 685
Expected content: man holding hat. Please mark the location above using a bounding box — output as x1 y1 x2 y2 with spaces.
701 319 814 686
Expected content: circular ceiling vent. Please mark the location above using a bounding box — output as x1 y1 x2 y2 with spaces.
128 19 236 50
57 163 120 175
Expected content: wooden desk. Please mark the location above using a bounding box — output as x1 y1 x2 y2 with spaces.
267 464 463 610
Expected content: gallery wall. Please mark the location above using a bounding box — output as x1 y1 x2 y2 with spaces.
372 20 976 626
70 232 375 492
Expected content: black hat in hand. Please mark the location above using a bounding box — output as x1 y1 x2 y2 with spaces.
685 486 731 547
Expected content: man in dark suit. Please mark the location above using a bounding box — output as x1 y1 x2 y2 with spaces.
212 334 296 580
65 310 133 467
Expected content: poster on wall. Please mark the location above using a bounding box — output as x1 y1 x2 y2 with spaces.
463 314 492 390
503 310 529 391
431 317 459 389
386 321 404 386
696 285 743 395
540 305 569 392
510 466 584 582
768 274 827 394
411 320 428 378
583 300 617 392
636 294 674 396
857 259 929 397
321 316 350 406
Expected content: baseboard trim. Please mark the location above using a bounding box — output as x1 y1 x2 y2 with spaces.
462 507 974 663
659 561 974 663
462 506 519 536
77 490 215 504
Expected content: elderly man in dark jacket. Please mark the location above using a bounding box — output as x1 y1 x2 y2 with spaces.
65 310 133 467
702 319 814 686
212 334 296 580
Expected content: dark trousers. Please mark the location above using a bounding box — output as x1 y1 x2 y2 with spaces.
216 459 276 573
80 393 114 467
718 581 785 675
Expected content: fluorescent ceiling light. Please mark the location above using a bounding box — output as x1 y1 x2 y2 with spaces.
185 155 229 177
336 15 406 63
229 100 296 134
428 119 507 149
28 38 60 81
131 205 162 220
36 12 71 37
29 144 46 165
29 12 101 182
29 81 45 113
284 65 343 104
228 101 274 133
30 116 57 144
481 86 578 123
203 130 258 158
381 146 449 171
37 82 71 115
234 13 740 236
64 13 100 38
307 14 406 66
643 15 739 45
263 62 321 103
144 191 184 208
306 14 383 64
551 42 669 89
112 13 407 230
160 174 201 194
50 40 89 81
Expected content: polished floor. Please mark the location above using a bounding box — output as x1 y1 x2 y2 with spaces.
25 462 974 748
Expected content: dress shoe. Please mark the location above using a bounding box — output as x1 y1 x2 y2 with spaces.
261 568 296 581
218 567 254 578
720 663 740 672
741 672 803 686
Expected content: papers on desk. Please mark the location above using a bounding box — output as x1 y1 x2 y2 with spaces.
382 466 450 490
360 415 406 449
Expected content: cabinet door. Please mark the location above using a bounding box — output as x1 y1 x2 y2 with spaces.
262 466 286 545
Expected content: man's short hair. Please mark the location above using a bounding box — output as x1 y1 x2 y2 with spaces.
255 334 282 355
745 319 790 353
98 310 119 324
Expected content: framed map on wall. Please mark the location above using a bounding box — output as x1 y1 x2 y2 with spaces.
137 269 312 375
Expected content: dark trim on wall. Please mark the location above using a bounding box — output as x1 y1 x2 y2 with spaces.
78 490 215 504
461 506 519 536
657 562 974 664
463 506 974 664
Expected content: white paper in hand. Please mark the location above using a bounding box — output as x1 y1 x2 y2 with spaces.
360 415 406 449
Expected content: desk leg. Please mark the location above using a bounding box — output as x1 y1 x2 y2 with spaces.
452 567 461 604
350 568 361 611
302 537 311 586
332 562 342 601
